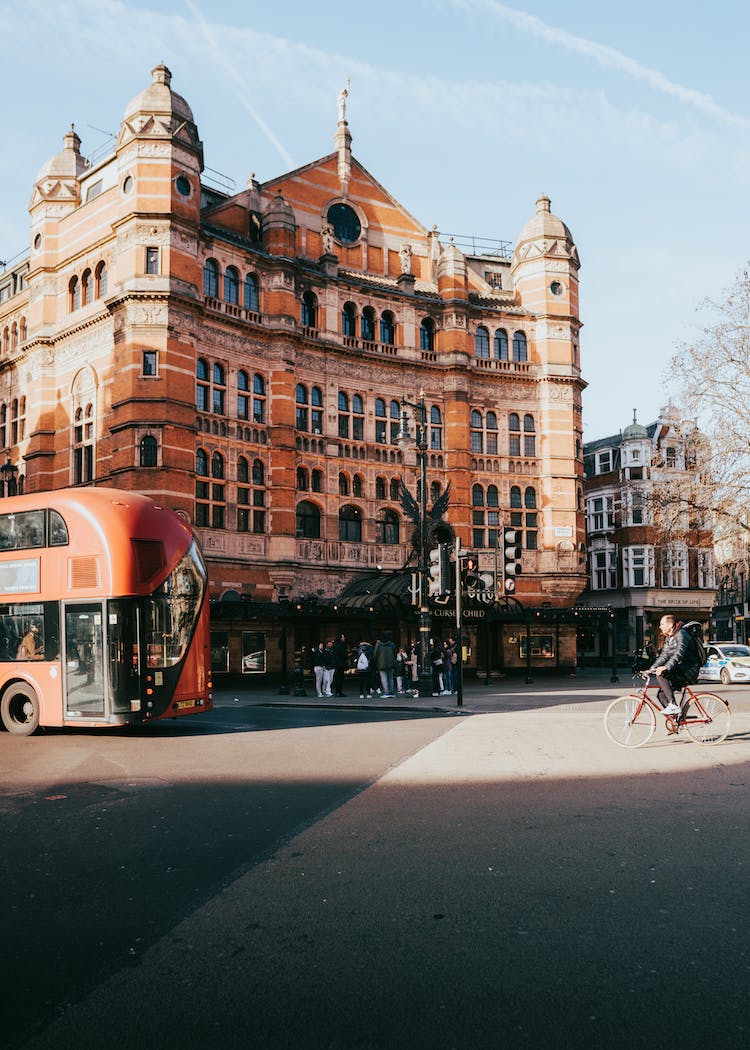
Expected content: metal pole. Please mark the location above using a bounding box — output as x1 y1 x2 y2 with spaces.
609 606 619 683
454 537 463 707
417 395 432 697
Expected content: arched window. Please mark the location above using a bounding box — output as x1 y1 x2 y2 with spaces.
352 473 363 497
95 261 108 298
389 400 401 444
10 399 18 444
475 326 490 358
295 384 309 431
237 370 249 420
196 448 208 476
380 311 395 345
338 391 350 439
524 486 537 508
508 413 521 456
390 477 401 501
301 290 317 328
253 374 266 424
339 505 362 542
252 458 264 485
311 386 323 433
244 272 259 312
196 358 209 412
376 508 400 545
471 410 483 453
69 275 80 312
311 469 323 492
10 324 17 353
211 452 224 479
362 306 376 341
510 485 522 509
139 435 158 467
296 466 308 490
523 414 536 456
513 330 528 362
472 484 485 506
212 363 225 414
224 266 239 305
494 328 508 360
352 394 365 440
203 258 219 298
375 399 387 443
486 411 498 454
238 456 249 484
430 405 443 450
487 485 499 507
420 318 435 352
81 269 92 307
2 329 8 355
376 476 386 499
0 404 5 448
342 301 357 337
296 500 321 539
19 317 27 343
338 472 350 496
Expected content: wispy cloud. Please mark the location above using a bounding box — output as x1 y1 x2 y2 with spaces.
444 0 750 130
182 0 295 168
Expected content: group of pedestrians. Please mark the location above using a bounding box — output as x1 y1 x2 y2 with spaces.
310 635 349 698
301 634 458 700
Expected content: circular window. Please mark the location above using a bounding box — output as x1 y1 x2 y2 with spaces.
327 203 361 244
175 175 192 197
122 175 134 195
550 281 563 296
33 233 42 250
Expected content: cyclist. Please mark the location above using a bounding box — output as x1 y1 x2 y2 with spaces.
645 614 703 716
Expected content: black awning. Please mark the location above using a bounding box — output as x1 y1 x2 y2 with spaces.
336 571 413 613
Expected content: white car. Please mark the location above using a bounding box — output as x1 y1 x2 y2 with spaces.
699 643 750 685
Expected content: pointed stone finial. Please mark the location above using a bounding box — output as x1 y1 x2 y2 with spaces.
536 194 551 213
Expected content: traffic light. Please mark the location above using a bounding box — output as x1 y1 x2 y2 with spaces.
462 552 482 591
428 544 447 597
502 527 522 593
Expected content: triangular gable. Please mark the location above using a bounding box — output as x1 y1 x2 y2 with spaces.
262 153 428 244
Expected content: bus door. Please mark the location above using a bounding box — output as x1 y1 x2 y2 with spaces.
107 599 142 716
64 603 105 720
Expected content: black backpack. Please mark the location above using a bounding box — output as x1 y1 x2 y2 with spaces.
682 621 707 668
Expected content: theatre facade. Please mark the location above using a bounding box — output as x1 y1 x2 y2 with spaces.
0 65 588 679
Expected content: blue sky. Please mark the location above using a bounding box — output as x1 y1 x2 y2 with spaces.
2 0 748 441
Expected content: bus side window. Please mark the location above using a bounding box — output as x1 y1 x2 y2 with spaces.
48 510 69 547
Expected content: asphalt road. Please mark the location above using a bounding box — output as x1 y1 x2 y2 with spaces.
4 693 750 1050
0 706 453 1050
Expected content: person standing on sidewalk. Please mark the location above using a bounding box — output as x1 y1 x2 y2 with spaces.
373 633 396 697
322 640 336 697
355 640 373 699
395 646 409 693
332 633 349 697
429 638 445 696
443 638 458 694
312 642 326 698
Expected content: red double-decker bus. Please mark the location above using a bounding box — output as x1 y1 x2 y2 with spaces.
0 487 211 735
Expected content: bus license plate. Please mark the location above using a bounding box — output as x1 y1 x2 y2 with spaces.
173 699 196 710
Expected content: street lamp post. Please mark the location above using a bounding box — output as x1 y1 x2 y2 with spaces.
397 390 433 697
0 451 18 497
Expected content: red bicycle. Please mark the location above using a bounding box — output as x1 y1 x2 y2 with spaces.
604 675 731 748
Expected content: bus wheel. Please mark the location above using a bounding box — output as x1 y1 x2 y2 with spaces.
1 684 41 736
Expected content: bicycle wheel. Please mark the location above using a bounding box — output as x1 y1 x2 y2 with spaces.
683 691 731 745
604 694 656 748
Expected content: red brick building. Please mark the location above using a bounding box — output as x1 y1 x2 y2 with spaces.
0 65 587 677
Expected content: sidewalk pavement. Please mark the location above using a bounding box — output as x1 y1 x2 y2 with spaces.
214 667 633 716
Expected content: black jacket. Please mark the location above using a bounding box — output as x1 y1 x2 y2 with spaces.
652 627 701 682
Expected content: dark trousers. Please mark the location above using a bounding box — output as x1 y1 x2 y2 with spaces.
332 667 346 695
648 670 686 708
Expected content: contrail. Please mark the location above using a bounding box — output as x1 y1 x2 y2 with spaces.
183 0 295 168
444 0 750 129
